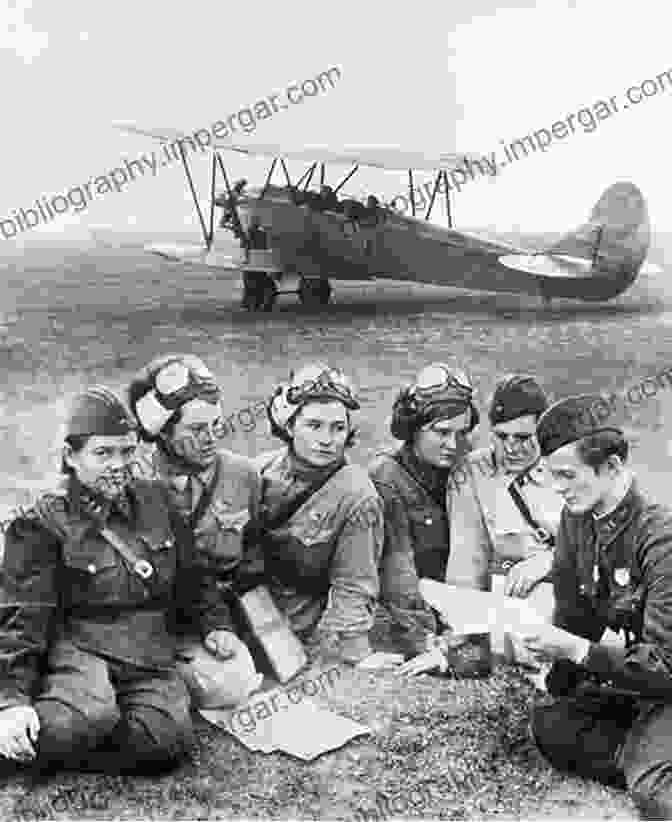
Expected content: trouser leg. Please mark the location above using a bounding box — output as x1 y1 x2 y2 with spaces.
108 662 194 774
620 702 672 820
531 694 637 787
32 641 119 770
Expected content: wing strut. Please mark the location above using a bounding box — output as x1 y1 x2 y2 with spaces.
443 171 453 228
260 158 278 200
424 171 443 221
177 141 209 247
333 164 359 194
408 170 416 217
297 163 317 189
280 159 292 188
300 163 317 190
208 153 217 247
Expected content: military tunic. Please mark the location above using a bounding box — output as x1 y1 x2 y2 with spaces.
256 449 383 641
0 477 202 772
369 446 455 653
448 448 563 643
533 479 672 816
156 448 264 637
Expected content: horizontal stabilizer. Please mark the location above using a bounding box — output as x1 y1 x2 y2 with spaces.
499 253 593 279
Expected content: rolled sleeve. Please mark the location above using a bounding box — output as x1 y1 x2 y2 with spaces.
317 497 384 638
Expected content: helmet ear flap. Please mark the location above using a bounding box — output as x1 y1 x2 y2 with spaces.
468 401 480 433
390 388 419 442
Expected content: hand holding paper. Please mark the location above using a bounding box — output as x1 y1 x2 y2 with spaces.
516 623 591 665
418 578 548 636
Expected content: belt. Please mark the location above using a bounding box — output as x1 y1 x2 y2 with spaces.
67 600 171 619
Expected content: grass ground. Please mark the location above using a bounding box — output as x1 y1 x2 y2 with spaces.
1 245 667 818
0 637 640 821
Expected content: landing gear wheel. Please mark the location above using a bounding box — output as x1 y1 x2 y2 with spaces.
242 271 278 312
298 277 332 307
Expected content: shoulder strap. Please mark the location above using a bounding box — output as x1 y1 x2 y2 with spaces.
258 463 346 532
187 458 223 531
507 478 555 547
99 527 155 581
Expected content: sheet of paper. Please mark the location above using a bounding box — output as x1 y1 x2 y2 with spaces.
200 689 370 761
419 578 548 635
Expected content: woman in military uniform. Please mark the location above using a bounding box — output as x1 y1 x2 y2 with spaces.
252 363 384 665
450 375 564 660
127 353 263 708
368 363 488 676
0 388 206 774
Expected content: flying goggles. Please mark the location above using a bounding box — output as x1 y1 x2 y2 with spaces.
285 365 360 410
136 358 218 437
408 364 473 404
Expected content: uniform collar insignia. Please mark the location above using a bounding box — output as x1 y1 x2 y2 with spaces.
593 478 639 534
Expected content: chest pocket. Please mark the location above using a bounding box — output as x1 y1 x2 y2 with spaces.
62 527 175 604
294 507 337 546
604 566 644 637
136 529 177 586
194 505 250 566
62 528 123 604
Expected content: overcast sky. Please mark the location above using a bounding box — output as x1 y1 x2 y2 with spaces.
2 0 671 242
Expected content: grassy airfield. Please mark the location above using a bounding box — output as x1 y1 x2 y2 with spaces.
3 240 672 818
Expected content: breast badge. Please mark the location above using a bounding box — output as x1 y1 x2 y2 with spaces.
614 567 630 587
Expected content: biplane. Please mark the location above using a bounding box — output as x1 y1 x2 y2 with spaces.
110 123 659 311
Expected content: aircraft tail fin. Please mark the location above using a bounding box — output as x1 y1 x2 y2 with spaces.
546 181 650 278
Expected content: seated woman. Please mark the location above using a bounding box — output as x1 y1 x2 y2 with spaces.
467 376 562 596
251 363 384 664
0 388 218 775
368 363 490 677
452 375 564 660
399 375 565 676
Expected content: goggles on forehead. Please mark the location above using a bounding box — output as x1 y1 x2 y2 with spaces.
136 358 218 437
409 364 473 401
285 366 360 410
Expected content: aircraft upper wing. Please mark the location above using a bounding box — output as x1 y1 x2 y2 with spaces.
113 122 482 173
215 142 485 173
114 123 190 142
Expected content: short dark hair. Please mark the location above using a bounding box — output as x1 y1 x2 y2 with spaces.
576 430 629 472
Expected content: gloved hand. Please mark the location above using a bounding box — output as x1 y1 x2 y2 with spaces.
0 706 40 762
